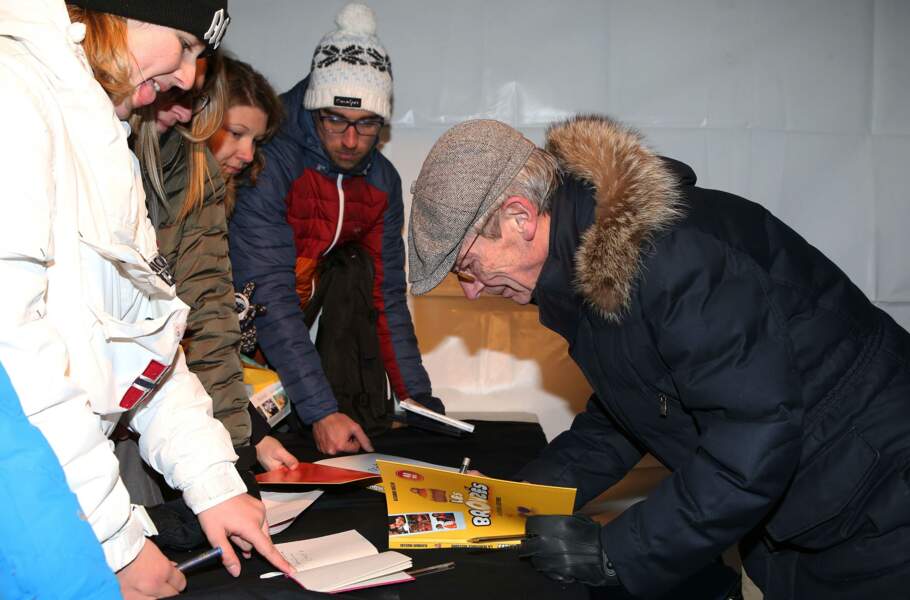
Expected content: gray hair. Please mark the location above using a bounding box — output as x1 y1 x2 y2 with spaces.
476 147 559 238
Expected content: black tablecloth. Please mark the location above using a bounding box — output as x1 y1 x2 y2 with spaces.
173 420 738 600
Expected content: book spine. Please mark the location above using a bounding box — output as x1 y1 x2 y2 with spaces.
447 542 520 549
389 540 520 550
390 541 434 549
399 401 476 433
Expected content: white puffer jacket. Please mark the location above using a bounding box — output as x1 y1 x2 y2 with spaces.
0 0 245 571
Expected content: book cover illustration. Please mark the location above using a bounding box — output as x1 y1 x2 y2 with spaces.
376 460 575 549
241 356 291 427
388 511 467 537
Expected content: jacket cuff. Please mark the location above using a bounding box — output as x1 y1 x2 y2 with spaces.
601 508 650 598
516 458 577 488
282 372 338 425
410 393 445 415
182 462 248 515
248 403 270 446
301 405 337 426
220 407 253 447
102 505 157 572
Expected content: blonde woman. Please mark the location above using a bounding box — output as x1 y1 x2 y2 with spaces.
208 56 284 193
134 54 298 471
0 1 292 597
133 55 253 449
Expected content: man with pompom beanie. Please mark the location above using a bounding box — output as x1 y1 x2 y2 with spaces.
230 3 441 455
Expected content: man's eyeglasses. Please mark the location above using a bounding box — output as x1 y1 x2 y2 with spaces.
451 264 476 284
450 231 481 283
318 111 384 136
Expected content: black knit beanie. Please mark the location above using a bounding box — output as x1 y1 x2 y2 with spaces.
68 0 231 54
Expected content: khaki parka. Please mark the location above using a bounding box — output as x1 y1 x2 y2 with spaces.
144 130 251 445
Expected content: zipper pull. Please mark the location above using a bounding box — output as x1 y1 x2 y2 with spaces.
658 394 670 418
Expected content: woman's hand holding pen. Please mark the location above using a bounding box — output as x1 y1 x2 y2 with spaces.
117 539 186 599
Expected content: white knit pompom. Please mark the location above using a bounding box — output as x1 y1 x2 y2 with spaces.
335 3 377 35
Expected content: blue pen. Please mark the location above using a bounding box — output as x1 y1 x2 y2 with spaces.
176 547 223 573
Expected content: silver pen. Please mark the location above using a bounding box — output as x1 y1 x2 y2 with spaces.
176 547 223 573
407 561 456 578
459 456 471 474
261 561 457 580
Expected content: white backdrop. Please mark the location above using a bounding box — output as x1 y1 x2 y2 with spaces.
224 0 910 440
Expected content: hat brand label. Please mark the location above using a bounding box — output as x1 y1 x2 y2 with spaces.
204 9 230 50
334 96 362 108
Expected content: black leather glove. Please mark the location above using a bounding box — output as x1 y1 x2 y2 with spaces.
411 393 445 415
520 515 620 587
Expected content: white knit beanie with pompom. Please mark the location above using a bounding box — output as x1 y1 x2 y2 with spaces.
303 3 393 120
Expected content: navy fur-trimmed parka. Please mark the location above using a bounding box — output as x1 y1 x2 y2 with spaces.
519 115 910 598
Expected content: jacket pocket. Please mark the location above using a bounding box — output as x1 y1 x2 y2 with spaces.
863 460 910 535
766 427 879 548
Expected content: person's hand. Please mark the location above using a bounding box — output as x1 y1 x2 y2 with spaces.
116 538 186 599
312 412 374 455
520 515 619 587
197 494 293 578
255 435 300 471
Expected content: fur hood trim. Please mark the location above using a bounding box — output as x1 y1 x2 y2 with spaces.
545 115 683 322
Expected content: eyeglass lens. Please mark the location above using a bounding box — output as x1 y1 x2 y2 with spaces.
320 113 383 136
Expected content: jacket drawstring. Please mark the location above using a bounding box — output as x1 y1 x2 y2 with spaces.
323 173 345 256
310 173 346 302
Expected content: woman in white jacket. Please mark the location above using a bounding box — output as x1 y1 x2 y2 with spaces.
0 1 291 597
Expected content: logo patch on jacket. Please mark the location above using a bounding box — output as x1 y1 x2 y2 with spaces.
148 254 176 287
334 96 362 108
120 360 171 409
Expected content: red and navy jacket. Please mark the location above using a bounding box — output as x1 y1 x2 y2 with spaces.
229 76 432 424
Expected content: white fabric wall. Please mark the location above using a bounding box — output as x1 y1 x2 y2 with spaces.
225 0 910 440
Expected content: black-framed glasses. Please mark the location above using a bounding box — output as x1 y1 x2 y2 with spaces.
318 111 384 136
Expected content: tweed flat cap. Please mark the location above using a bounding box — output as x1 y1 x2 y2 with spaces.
408 120 536 295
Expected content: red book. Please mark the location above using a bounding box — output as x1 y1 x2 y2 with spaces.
256 462 380 486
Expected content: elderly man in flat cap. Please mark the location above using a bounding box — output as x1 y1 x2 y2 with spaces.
407 116 910 600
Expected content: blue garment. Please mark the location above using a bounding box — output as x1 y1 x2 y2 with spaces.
518 116 910 599
0 364 121 599
230 75 432 424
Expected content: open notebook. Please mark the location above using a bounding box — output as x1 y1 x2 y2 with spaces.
275 530 413 593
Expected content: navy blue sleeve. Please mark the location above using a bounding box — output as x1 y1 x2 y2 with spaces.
229 130 337 425
362 166 432 400
516 394 643 509
602 229 803 598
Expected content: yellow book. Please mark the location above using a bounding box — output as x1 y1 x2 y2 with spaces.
241 356 290 426
377 460 575 550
